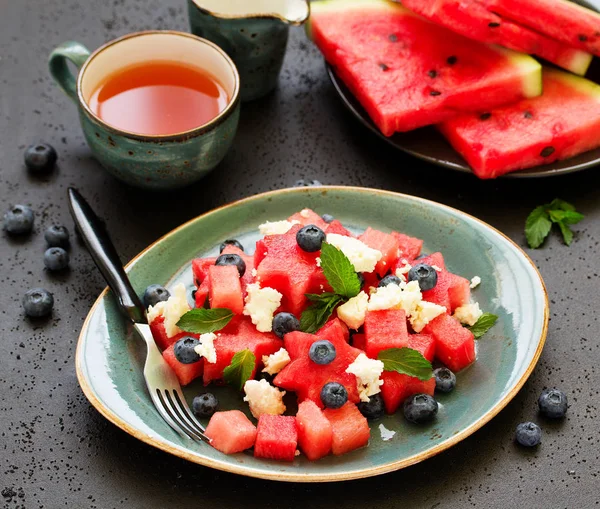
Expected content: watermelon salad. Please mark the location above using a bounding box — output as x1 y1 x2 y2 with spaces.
145 209 496 462
307 0 600 178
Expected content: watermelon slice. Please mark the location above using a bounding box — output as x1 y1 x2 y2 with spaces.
205 410 257 454
208 265 244 314
439 68 600 178
485 0 600 56
254 415 298 461
408 333 436 362
424 314 476 372
363 309 409 359
401 0 592 75
447 273 471 311
323 402 370 455
391 232 423 261
380 372 436 414
288 208 328 229
421 270 452 312
358 227 400 277
307 0 542 136
162 344 204 386
296 400 333 460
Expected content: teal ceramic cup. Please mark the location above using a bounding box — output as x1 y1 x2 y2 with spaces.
49 31 240 190
188 0 309 101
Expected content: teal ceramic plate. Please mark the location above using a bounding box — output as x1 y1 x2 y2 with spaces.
76 187 548 482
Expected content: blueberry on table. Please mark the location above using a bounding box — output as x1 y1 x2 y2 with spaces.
43 247 69 271
408 263 438 291
3 204 34 235
173 337 201 364
378 274 402 287
24 142 57 173
309 340 336 365
192 393 218 418
296 224 325 252
143 284 170 308
321 382 348 409
515 422 542 447
215 253 246 277
219 239 244 253
272 312 300 339
433 367 456 393
321 213 335 223
403 394 438 424
23 288 54 317
44 225 69 248
357 393 385 420
538 388 568 419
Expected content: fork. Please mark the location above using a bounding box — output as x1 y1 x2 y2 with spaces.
68 187 211 444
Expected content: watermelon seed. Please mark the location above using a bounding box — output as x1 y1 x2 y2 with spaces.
578 34 588 42
379 63 389 71
428 70 437 78
446 56 457 65
388 34 398 42
488 22 500 28
430 90 441 96
524 111 533 119
540 146 555 157
479 113 491 120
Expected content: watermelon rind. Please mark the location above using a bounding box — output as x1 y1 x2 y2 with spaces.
493 46 542 99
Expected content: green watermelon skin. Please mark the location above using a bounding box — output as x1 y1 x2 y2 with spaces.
308 0 542 136
439 68 600 178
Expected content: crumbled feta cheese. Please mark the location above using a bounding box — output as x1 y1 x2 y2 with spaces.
346 353 384 402
453 302 483 326
243 379 286 419
251 268 258 277
337 291 369 330
258 220 299 236
368 280 422 316
394 260 412 282
146 283 190 338
410 301 446 332
299 208 311 218
325 233 382 273
193 333 217 364
243 283 282 332
295 449 301 456
431 265 443 272
379 424 396 441
470 276 481 289
262 347 291 375
316 257 321 267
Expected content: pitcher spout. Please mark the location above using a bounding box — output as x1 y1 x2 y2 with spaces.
191 0 310 25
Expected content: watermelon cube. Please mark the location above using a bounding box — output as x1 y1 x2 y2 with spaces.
287 208 328 229
194 278 210 308
380 371 436 414
424 314 476 372
254 415 298 461
421 270 452 311
358 227 401 277
447 273 471 311
417 252 446 271
325 219 353 237
391 232 423 261
351 333 366 351
205 410 257 454
149 315 190 351
221 244 256 295
363 309 409 359
191 257 215 285
408 333 436 362
284 331 318 360
296 400 333 460
208 265 244 314
323 402 370 455
162 344 204 386
317 317 350 343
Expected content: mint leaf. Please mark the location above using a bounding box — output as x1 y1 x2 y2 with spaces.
176 308 233 334
467 312 498 339
525 205 552 249
548 209 584 226
526 199 583 249
378 347 433 381
549 198 575 212
300 293 344 334
319 242 361 298
223 349 256 391
557 221 574 246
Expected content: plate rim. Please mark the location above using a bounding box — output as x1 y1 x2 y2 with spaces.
75 186 549 482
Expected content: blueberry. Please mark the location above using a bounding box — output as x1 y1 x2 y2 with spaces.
415 253 429 260
22 288 54 318
403 394 438 424
3 205 34 235
192 393 218 418
215 253 246 277
219 239 244 253
143 284 170 308
24 142 57 173
515 421 541 447
357 393 385 420
309 340 336 365
294 179 322 187
321 214 335 223
296 224 325 252
378 275 402 288
173 336 201 364
408 263 438 291
538 388 568 419
433 367 456 393
44 247 69 271
44 225 69 248
272 312 300 339
321 382 348 409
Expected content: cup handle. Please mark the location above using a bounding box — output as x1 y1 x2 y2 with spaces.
49 41 91 102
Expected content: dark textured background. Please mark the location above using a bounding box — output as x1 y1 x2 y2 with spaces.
1 1 599 507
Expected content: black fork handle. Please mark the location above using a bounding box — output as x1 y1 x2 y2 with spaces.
67 187 147 324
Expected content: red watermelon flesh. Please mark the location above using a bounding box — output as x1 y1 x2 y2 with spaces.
205 410 257 454
440 68 600 178
364 309 409 359
149 315 191 351
417 252 446 271
208 265 244 315
323 402 370 455
351 333 366 351
194 277 210 308
380 371 436 414
223 245 256 295
254 415 298 461
162 344 204 386
358 227 400 277
401 0 592 75
318 317 350 343
325 219 353 237
424 314 476 372
308 0 542 136
284 331 319 360
192 257 215 285
485 0 600 56
447 273 471 310
408 333 436 362
421 270 452 312
296 400 333 460
288 208 328 230
391 232 423 261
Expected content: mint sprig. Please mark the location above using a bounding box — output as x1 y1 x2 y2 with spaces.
467 312 498 339
176 308 233 334
525 199 583 248
377 347 433 381
223 349 256 391
300 293 344 334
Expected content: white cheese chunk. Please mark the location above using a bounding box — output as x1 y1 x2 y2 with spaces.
243 283 283 332
262 347 291 375
337 291 369 330
243 379 286 419
410 301 447 332
470 276 481 289
346 353 384 402
394 260 412 281
379 424 396 441
258 220 299 236
316 257 321 267
146 283 190 338
453 302 483 326
367 280 422 316
193 333 217 364
431 265 443 272
325 233 382 273
299 208 311 218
